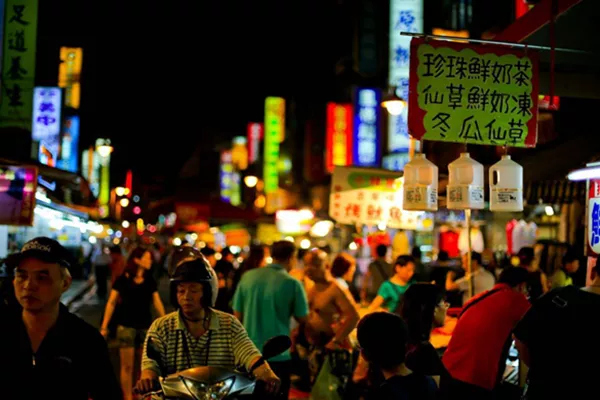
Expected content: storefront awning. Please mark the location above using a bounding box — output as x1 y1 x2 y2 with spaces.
514 131 600 183
0 158 98 216
494 0 600 99
514 130 599 204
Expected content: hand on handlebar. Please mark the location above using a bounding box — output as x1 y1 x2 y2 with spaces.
135 377 161 395
253 363 281 396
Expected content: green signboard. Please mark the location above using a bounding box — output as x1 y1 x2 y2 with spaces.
408 38 539 148
0 0 38 129
263 97 284 193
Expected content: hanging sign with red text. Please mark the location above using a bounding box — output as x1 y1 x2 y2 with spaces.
329 166 432 230
408 38 539 147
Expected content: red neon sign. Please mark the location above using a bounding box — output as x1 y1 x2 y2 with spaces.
325 103 353 173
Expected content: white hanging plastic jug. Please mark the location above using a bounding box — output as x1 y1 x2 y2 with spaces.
447 153 484 210
403 153 438 211
489 155 523 212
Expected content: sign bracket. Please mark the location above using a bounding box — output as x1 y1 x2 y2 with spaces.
400 32 591 55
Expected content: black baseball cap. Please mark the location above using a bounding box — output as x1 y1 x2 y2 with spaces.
6 237 72 269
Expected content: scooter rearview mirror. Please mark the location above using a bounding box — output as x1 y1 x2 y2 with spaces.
261 335 292 361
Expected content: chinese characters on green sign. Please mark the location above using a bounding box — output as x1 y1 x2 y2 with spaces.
0 0 38 129
263 97 285 194
408 38 539 148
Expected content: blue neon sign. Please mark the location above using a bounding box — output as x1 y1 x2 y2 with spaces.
352 87 381 167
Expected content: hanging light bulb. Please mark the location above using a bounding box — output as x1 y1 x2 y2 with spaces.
381 87 406 116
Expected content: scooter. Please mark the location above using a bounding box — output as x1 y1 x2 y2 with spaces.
139 335 291 399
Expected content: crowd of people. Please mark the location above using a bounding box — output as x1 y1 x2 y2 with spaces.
1 236 599 400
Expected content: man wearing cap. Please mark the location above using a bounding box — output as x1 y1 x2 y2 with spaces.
0 237 121 399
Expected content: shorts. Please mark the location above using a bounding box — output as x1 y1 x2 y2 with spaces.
116 325 147 348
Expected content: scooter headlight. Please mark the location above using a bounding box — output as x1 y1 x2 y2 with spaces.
182 376 234 400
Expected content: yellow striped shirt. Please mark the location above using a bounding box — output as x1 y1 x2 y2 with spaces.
142 309 261 376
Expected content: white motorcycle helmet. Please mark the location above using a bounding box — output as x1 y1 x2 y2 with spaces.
169 245 219 309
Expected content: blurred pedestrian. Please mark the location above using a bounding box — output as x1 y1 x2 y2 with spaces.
100 247 166 400
400 283 448 384
361 244 392 304
109 245 126 286
214 247 236 313
92 244 112 300
367 255 416 314
330 252 359 301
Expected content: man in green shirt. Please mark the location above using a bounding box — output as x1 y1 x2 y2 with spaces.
233 240 309 400
551 252 580 289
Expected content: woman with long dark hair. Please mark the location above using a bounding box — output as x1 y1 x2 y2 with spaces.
100 246 166 400
399 283 448 385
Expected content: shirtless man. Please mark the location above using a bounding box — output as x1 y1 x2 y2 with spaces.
301 249 360 384
303 249 360 350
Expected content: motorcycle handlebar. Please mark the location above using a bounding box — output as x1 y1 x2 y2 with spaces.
134 378 162 397
138 390 163 399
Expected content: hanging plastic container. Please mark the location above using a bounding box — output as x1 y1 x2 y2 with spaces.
489 155 523 212
403 153 438 211
447 153 484 210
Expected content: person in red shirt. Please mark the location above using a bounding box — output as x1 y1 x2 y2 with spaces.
441 267 530 400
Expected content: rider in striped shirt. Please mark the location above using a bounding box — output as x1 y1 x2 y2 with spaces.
136 246 280 395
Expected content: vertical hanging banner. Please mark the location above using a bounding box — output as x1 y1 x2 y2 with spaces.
247 123 263 164
231 136 248 171
230 172 241 206
58 47 83 109
325 103 353 173
220 150 233 203
0 0 5 78
32 87 62 167
58 116 80 173
353 88 381 168
356 0 379 76
388 0 423 153
264 97 285 193
408 38 539 147
0 0 39 129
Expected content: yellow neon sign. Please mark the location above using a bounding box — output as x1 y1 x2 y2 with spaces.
58 47 83 109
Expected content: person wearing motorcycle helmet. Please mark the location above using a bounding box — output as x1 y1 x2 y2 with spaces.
137 245 281 395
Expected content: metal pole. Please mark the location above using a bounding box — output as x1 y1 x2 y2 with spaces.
465 209 473 299
399 31 593 55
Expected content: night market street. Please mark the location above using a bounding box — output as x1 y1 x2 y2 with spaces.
2 1 600 399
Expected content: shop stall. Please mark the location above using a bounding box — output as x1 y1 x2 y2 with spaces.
0 160 102 278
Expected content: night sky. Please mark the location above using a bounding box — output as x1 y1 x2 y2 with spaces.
36 0 344 190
